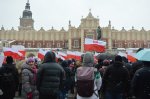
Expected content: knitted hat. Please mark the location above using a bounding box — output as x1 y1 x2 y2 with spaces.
26 57 35 64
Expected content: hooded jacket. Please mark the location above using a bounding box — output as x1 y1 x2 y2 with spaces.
102 61 130 93
36 51 65 95
76 52 102 99
21 62 38 99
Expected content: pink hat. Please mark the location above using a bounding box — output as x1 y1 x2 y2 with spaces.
26 57 35 63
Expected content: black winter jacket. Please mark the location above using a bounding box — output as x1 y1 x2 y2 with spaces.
131 66 150 99
0 63 19 98
36 51 65 95
102 62 130 93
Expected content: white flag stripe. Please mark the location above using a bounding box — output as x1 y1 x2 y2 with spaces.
85 38 106 46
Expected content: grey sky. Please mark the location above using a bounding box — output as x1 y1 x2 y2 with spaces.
0 0 150 31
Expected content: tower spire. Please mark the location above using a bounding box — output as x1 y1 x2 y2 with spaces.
25 0 30 10
89 9 91 13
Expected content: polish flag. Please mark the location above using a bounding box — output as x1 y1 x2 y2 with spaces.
67 51 76 59
74 51 84 61
3 47 23 60
58 52 67 60
84 38 106 52
67 51 84 60
127 52 137 63
12 45 26 58
118 51 136 63
19 50 26 57
55 52 65 61
38 49 47 60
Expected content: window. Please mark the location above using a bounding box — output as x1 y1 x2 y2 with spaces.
127 42 132 48
74 40 79 48
64 42 68 48
118 43 122 48
5 43 9 47
27 43 31 48
57 43 60 48
86 34 93 39
114 43 117 48
137 43 141 48
46 43 51 47
37 43 41 48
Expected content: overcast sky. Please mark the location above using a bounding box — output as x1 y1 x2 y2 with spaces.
0 0 150 31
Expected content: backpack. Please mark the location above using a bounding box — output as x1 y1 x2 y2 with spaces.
76 67 95 97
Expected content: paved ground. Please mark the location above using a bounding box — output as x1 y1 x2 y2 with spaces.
14 93 75 99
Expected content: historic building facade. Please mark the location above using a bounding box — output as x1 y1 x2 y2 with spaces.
0 1 150 52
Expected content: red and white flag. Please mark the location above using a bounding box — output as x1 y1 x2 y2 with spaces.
118 51 136 63
67 51 84 60
84 38 106 52
38 49 47 60
58 52 67 60
127 52 136 63
74 51 84 61
12 45 26 58
67 51 76 59
3 47 23 60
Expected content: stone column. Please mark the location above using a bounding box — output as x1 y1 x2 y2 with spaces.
68 28 72 50
81 29 84 52
108 21 112 49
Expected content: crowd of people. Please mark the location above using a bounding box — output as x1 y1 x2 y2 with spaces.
0 49 150 99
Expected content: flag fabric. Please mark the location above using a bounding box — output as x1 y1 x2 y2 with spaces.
118 51 136 63
38 49 47 60
74 51 84 61
3 47 23 60
67 51 84 60
19 50 26 57
84 38 106 52
127 52 137 63
55 52 65 61
58 52 67 60
67 51 76 59
12 45 26 58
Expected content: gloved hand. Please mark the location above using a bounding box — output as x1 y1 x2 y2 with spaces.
27 92 32 99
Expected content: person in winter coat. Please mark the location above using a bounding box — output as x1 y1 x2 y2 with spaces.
102 55 130 99
76 52 102 99
131 61 150 99
36 51 65 99
16 59 26 96
99 59 110 77
0 56 19 99
60 60 72 99
95 58 103 71
21 57 38 99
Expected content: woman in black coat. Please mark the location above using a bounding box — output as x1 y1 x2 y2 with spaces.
0 56 19 99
